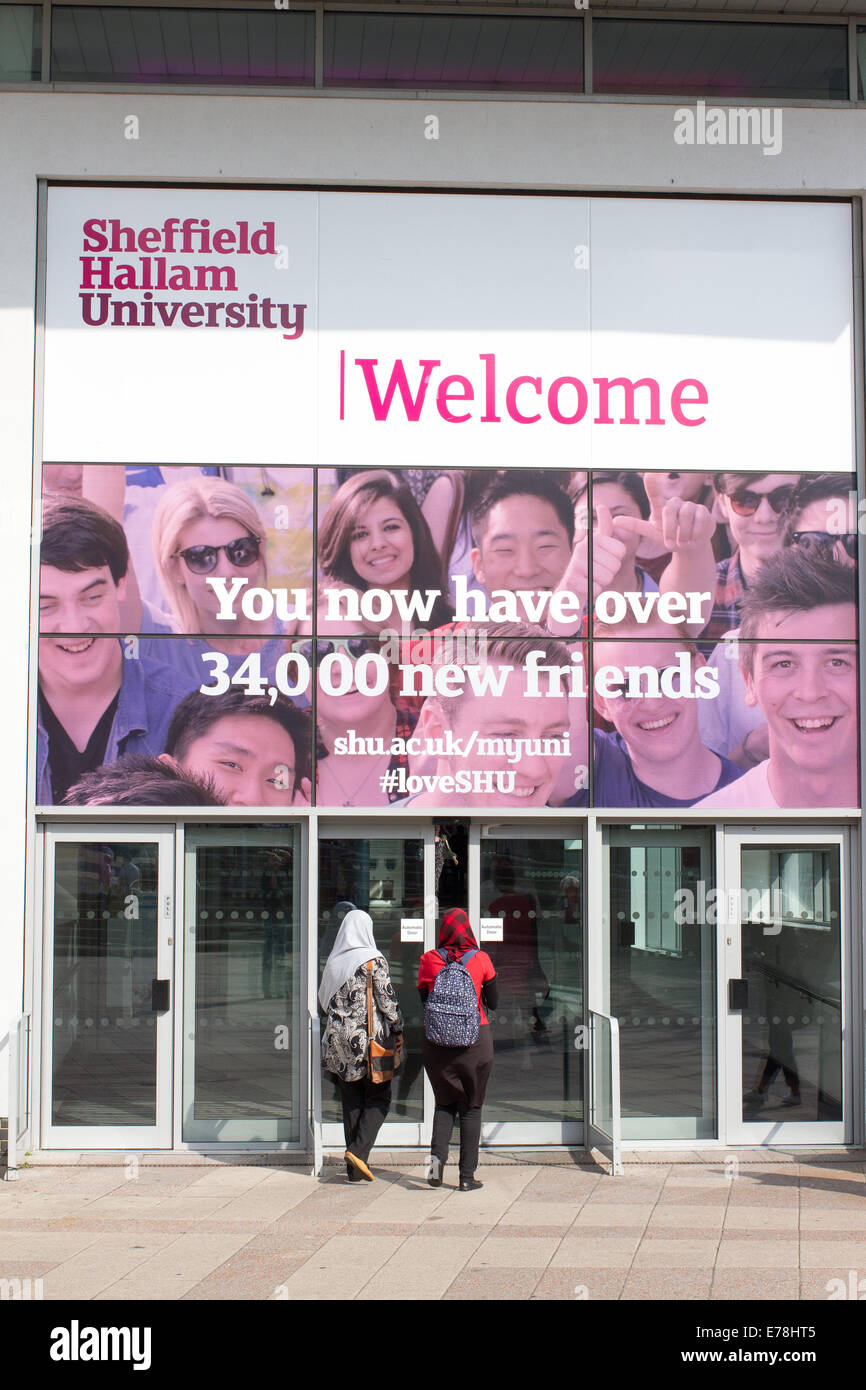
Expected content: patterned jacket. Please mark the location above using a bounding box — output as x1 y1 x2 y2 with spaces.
321 959 403 1082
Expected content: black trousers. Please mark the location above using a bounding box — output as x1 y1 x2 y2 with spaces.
431 1102 483 1181
339 1076 392 1163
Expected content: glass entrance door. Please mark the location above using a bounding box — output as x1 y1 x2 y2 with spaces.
723 829 849 1145
317 822 435 1145
471 826 584 1145
182 825 303 1143
601 825 716 1141
42 827 174 1148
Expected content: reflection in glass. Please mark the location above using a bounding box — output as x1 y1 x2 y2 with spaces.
607 827 715 1138
594 20 847 100
324 13 582 92
0 5 41 81
318 838 424 1123
183 827 301 1142
590 1012 615 1140
741 847 842 1123
480 838 583 1124
51 7 314 85
52 841 159 1126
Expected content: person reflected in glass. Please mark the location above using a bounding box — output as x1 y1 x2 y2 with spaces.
745 1016 802 1110
418 909 498 1193
486 857 550 1053
434 823 458 917
319 908 403 1182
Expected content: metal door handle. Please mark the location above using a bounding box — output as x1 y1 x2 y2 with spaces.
151 978 171 1012
728 978 748 1010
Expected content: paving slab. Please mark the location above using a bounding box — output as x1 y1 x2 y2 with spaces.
5 1157 866 1300
93 1233 253 1300
357 1235 484 1299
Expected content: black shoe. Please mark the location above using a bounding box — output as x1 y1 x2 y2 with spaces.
427 1156 444 1188
459 1177 483 1192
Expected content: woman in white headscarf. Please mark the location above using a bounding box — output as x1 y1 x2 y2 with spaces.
319 909 403 1182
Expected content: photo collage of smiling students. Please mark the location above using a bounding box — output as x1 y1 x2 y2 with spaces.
37 464 860 811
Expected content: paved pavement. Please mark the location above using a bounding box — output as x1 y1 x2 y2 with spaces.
2 1151 866 1300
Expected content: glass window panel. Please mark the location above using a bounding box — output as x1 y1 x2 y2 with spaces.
324 13 582 93
480 837 584 1125
741 845 842 1123
0 4 41 80
590 1012 614 1139
857 29 866 99
594 20 847 100
52 840 159 1126
51 7 314 86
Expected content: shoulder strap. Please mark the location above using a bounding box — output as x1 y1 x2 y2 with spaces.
366 960 374 1038
437 947 449 964
462 948 478 964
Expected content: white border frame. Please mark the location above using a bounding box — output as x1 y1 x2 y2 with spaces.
600 823 717 1143
40 823 175 1150
721 824 851 1147
179 822 305 1145
473 820 586 1148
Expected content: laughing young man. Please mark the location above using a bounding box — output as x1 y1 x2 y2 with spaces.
37 497 191 804
697 549 858 810
398 624 578 809
564 616 744 809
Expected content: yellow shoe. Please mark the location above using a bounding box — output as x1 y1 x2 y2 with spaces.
345 1150 374 1182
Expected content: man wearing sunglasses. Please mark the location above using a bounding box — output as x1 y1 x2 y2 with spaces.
37 497 192 804
698 548 857 810
704 471 799 643
563 616 743 809
781 472 859 568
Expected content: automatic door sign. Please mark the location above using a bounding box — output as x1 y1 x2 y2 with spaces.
479 917 504 942
400 919 424 943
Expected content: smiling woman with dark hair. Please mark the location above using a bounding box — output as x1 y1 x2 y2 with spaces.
318 469 454 632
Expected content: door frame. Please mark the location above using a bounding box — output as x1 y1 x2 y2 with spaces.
40 823 175 1150
315 818 436 1148
597 823 717 1142
471 820 586 1147
719 824 852 1146
179 822 306 1145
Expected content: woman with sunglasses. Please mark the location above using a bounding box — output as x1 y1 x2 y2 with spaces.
148 476 304 695
317 469 454 635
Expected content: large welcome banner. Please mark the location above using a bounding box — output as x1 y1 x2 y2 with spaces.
37 188 859 811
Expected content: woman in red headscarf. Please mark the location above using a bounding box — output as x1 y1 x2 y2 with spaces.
417 908 498 1192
